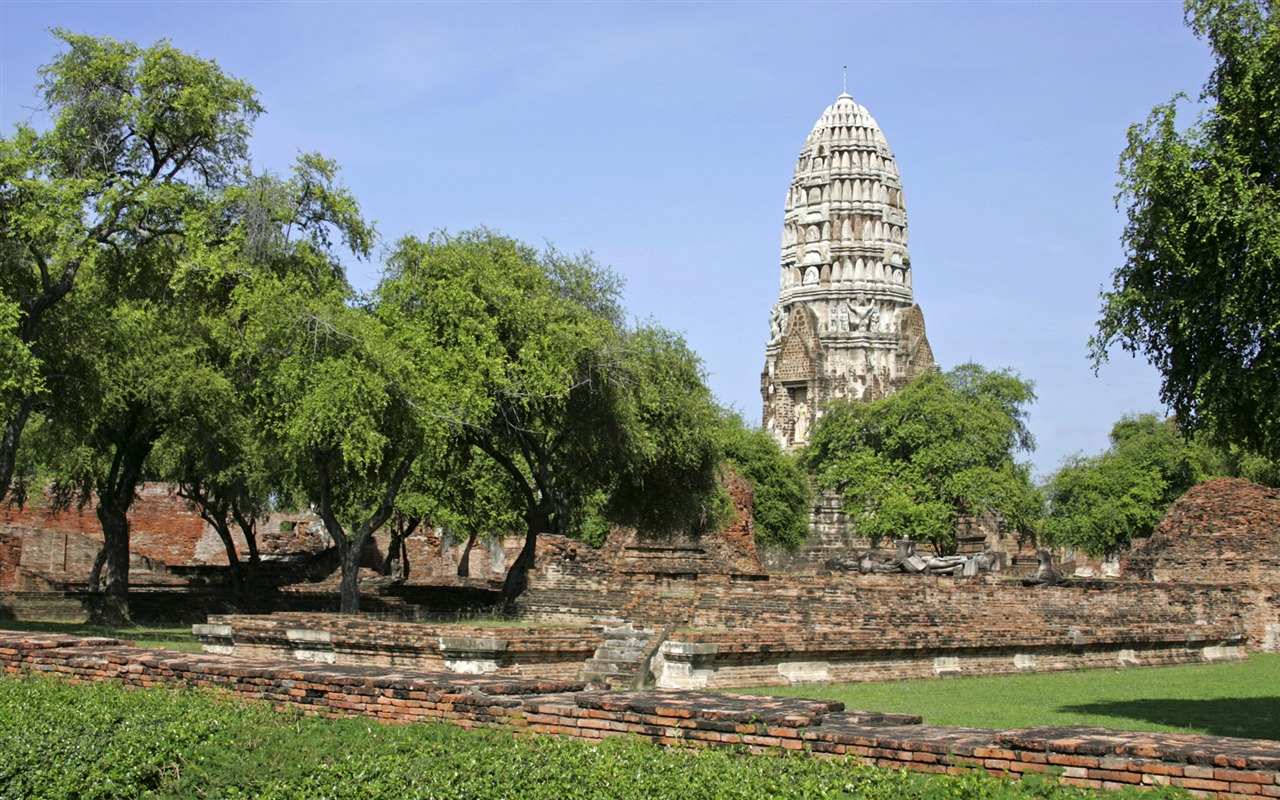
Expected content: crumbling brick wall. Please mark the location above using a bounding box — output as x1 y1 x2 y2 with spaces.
0 531 18 591
0 485 207 586
1126 478 1280 583
3 631 1278 798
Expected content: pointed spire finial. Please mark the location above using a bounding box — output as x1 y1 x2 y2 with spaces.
843 66 847 94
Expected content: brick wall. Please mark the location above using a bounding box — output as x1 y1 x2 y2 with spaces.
203 613 604 680
0 485 210 586
1127 478 1280 585
3 631 1278 799
0 532 18 591
517 566 1270 686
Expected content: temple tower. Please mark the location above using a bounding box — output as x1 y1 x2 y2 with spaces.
762 91 935 450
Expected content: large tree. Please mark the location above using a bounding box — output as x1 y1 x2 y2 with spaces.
36 229 224 624
382 230 726 605
803 364 1041 554
0 31 260 504
1094 0 1280 460
1043 413 1228 557
150 159 373 604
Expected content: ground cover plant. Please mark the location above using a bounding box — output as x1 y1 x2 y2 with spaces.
730 655 1280 741
0 673 1188 799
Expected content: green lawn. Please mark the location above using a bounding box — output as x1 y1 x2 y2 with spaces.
728 655 1280 740
0 620 203 652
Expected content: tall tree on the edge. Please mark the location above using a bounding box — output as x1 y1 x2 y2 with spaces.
0 31 260 507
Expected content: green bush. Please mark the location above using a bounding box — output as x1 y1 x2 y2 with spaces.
0 674 1185 799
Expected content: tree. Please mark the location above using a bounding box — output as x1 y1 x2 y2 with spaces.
1044 413 1239 556
36 235 226 625
1094 0 1280 460
0 31 260 504
718 412 812 550
241 279 434 614
382 230 727 605
153 158 374 606
803 364 1041 554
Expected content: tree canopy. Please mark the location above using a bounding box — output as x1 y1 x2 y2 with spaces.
3 33 801 616
1041 412 1280 556
382 230 728 603
0 30 261 505
718 412 812 550
803 364 1041 554
1094 0 1280 461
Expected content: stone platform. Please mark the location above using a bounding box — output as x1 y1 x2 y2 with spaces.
3 631 1279 798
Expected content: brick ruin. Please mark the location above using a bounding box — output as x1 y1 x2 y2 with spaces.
176 476 1280 693
5 477 1280 691
4 630 1280 799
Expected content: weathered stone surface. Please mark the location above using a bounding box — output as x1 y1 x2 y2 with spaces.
762 92 935 451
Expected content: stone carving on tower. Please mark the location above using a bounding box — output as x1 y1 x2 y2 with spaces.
762 91 935 451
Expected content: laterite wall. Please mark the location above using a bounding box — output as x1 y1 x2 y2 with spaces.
3 631 1279 798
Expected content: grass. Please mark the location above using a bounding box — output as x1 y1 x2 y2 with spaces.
0 619 203 652
727 655 1280 741
0 673 1182 799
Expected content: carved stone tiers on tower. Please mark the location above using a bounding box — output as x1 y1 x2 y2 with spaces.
762 92 935 450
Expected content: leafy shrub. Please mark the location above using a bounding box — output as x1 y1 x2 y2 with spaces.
0 674 1187 799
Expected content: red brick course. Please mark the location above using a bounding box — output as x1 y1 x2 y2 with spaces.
0 485 210 586
4 630 1278 798
0 532 18 591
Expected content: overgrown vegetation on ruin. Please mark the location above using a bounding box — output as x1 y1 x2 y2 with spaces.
731 655 1280 741
0 673 1186 799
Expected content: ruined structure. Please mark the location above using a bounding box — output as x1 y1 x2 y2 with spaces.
762 92 935 450
9 631 1280 798
1125 478 1280 584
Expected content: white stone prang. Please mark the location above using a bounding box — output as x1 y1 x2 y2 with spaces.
762 92 936 450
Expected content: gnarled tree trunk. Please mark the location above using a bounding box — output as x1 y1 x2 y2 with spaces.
90 500 132 626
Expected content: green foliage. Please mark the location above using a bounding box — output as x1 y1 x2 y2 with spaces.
0 30 262 503
0 673 1169 799
719 411 813 549
382 230 727 599
0 298 40 421
803 364 1041 553
1094 0 1280 462
602 325 731 539
1043 413 1232 556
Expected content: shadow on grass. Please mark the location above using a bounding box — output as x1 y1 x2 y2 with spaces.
1060 697 1280 741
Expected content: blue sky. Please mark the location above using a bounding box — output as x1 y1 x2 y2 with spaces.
0 1 1214 477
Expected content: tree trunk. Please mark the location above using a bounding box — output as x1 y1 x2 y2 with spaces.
212 521 246 596
397 531 411 582
501 525 540 609
231 503 263 608
0 397 33 506
87 545 107 593
501 496 555 608
90 502 132 626
338 543 362 614
457 531 477 578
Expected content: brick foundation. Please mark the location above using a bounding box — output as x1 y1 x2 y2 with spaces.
202 613 604 681
517 569 1264 687
3 631 1278 798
